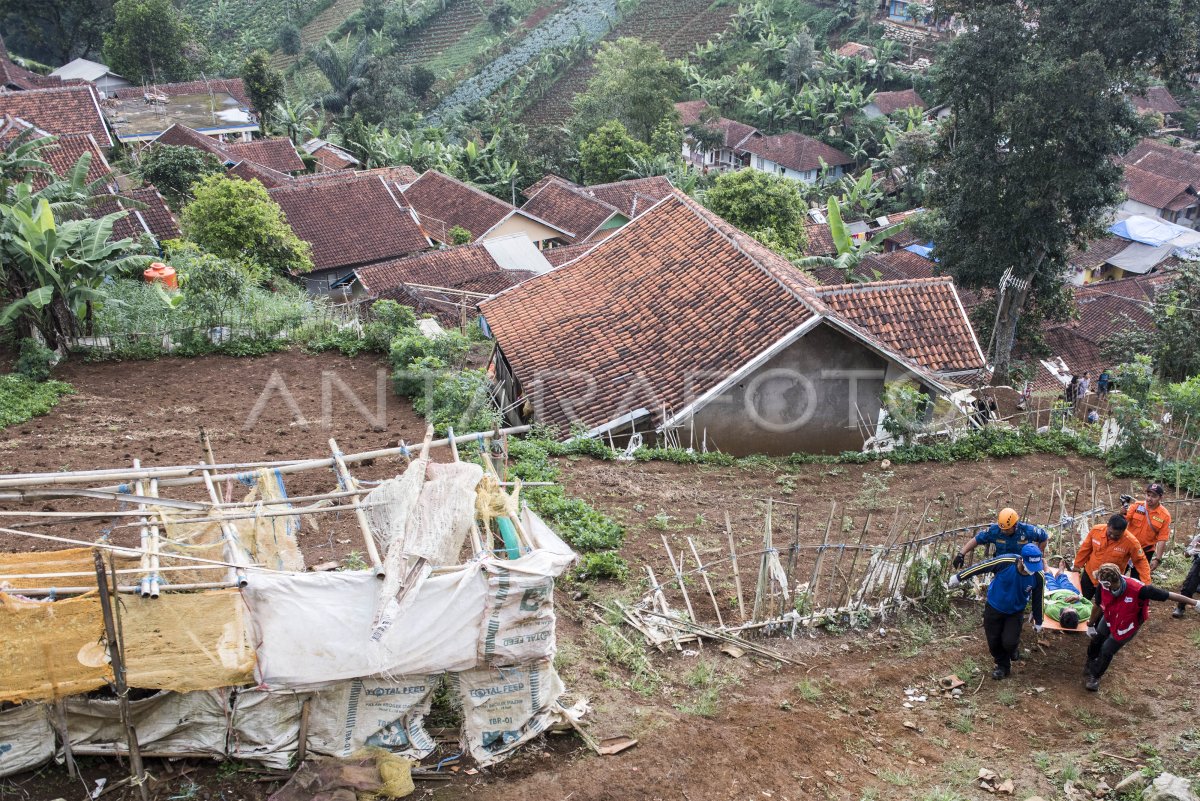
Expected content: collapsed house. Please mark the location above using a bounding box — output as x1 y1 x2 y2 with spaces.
0 429 576 779
479 190 985 455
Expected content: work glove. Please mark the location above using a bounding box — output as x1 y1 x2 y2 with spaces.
952 553 965 569
947 574 961 589
1086 624 1098 638
1194 600 1200 611
1119 494 1134 507
1033 623 1043 634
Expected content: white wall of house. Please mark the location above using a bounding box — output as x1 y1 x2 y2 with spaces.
750 156 843 184
1119 198 1200 229
682 142 743 170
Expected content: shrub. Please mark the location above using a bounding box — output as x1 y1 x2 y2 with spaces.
393 354 447 397
573 551 629 581
278 24 302 55
412 369 500 435
14 338 54 382
0 375 73 429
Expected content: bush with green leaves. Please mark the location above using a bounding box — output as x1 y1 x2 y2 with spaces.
0 375 73 429
574 551 629 581
393 354 447 397
137 145 224 208
411 368 501 435
14 338 54 381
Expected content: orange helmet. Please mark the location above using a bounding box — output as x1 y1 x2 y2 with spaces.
998 508 1019 529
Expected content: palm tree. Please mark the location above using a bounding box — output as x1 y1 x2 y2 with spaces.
309 37 373 115
271 97 315 144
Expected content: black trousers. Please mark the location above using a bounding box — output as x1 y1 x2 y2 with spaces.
1179 556 1200 607
1080 571 1098 601
1127 547 1155 577
1086 617 1136 679
983 603 1023 673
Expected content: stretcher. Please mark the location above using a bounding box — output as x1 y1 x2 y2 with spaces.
1041 569 1089 633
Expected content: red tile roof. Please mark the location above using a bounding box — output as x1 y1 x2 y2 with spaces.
227 159 292 188
152 123 228 159
0 36 63 89
41 132 114 187
869 89 926 115
311 148 357 172
1122 138 1200 185
269 175 430 272
224 138 304 173
479 192 819 430
814 277 984 373
811 249 937 285
523 173 575 199
1131 86 1182 115
584 176 675 219
522 180 620 242
542 242 596 267
803 221 836 257
675 100 759 150
1068 236 1135 271
126 186 181 241
1122 163 1195 209
401 170 516 241
0 85 111 147
741 132 853 173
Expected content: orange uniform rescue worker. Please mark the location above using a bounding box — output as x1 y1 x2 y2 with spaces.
1074 514 1150 602
1121 483 1172 573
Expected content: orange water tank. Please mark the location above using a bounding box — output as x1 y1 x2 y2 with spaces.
143 262 177 289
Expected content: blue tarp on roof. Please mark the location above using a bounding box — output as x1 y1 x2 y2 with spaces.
905 242 935 259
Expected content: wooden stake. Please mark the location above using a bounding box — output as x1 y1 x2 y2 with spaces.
94 551 149 801
687 536 724 628
724 512 745 622
329 437 385 578
297 697 311 763
807 503 836 625
54 699 75 779
199 430 249 587
661 535 697 625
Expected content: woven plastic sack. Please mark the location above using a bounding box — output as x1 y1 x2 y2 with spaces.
0 592 108 703
454 659 564 767
63 689 227 756
307 678 437 760
0 703 54 778
354 747 415 800
122 589 256 692
236 469 305 572
229 688 306 769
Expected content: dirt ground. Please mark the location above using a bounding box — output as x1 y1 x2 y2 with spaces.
3 353 1200 801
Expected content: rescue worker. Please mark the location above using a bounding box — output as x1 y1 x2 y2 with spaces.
1084 563 1199 691
1074 514 1149 601
1121 483 1172 573
1172 527 1200 619
948 543 1045 681
953 507 1048 568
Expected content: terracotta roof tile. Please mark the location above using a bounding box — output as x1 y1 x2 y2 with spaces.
42 132 113 187
1122 138 1200 185
1131 86 1182 115
311 147 357 171
401 170 517 241
126 186 180 241
269 175 430 272
151 123 228 159
855 249 937 283
835 42 875 59
674 100 759 150
741 132 852 173
869 89 926 115
0 37 63 89
479 192 821 430
542 242 596 267
224 138 304 173
803 221 836 256
1067 236 1131 271
584 176 675 219
522 180 620 242
815 277 984 373
227 159 292 188
0 85 111 147
523 173 576 198
1122 163 1195 209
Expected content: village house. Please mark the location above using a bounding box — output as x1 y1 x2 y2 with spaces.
1130 86 1182 119
48 58 131 95
355 234 552 322
401 170 573 247
0 35 63 90
675 99 759 171
1119 139 1200 227
479 191 983 455
268 174 432 292
520 179 629 243
741 132 854 184
0 84 112 147
301 138 360 172
104 79 257 143
862 88 926 120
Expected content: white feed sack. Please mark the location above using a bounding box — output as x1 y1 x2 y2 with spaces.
454 660 565 767
62 690 228 756
480 567 558 666
307 677 438 759
228 689 307 769
0 703 53 779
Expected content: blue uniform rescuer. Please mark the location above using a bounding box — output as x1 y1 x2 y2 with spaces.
948 543 1045 680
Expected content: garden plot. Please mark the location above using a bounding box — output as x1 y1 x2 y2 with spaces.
522 0 736 128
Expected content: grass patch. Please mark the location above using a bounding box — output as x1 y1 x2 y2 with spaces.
795 679 823 702
950 707 975 734
0 375 73 429
879 769 916 786
675 660 736 718
997 688 1017 707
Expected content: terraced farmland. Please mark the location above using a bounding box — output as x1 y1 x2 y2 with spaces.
395 0 493 71
271 0 365 70
521 0 736 128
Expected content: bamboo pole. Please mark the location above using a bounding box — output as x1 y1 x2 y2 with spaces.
330 437 384 578
148 478 160 599
807 503 836 625
0 426 535 491
54 699 75 779
687 535 724 628
839 515 871 610
661 534 697 626
94 551 149 801
0 526 283 572
751 501 772 623
133 460 151 599
724 512 745 622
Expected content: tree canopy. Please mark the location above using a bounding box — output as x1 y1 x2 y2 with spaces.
181 175 314 280
103 0 199 83
571 38 685 144
924 0 1200 382
241 51 286 123
138 144 224 208
0 0 114 63
701 168 807 255
579 120 650 185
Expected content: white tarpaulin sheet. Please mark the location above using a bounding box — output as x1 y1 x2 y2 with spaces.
243 566 487 689
0 703 53 778
63 690 227 756
1106 242 1173 274
307 678 437 759
455 660 564 767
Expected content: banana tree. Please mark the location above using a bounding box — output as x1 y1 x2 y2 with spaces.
0 194 150 349
794 196 891 284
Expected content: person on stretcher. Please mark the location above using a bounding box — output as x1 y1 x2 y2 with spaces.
1042 565 1092 630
